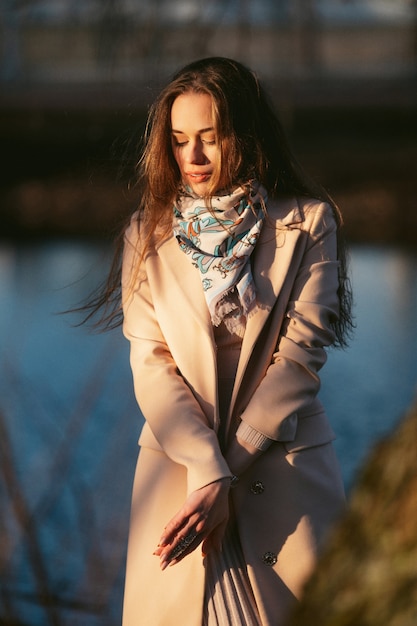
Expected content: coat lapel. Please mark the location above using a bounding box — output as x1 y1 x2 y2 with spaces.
157 234 213 336
231 197 305 409
156 234 220 425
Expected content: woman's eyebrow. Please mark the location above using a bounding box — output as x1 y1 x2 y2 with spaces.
171 127 215 135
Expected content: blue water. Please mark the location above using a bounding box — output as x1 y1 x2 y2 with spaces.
320 246 417 485
0 240 416 625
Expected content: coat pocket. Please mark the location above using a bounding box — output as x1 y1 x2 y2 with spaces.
283 411 336 453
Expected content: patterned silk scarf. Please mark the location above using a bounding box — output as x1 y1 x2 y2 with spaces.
173 182 267 335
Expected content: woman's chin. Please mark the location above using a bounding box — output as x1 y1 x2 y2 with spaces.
188 181 211 196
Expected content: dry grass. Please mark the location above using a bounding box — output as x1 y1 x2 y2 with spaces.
289 395 417 626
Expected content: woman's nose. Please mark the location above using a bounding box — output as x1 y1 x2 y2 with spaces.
185 140 207 165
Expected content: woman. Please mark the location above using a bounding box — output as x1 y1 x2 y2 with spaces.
101 57 352 625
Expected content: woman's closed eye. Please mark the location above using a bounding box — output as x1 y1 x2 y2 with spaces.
172 133 217 147
174 139 188 147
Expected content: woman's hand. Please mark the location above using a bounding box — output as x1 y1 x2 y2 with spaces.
154 477 230 570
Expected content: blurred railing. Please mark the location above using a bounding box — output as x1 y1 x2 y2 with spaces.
0 0 416 242
1 0 416 108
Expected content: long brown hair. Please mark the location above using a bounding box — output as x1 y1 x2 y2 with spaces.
82 57 353 346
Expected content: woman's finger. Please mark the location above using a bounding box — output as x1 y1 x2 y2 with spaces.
159 528 202 569
158 511 190 546
201 518 228 557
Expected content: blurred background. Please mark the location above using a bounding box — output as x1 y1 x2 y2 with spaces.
0 1 416 624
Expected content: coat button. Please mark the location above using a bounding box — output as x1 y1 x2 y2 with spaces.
250 480 265 495
262 552 277 566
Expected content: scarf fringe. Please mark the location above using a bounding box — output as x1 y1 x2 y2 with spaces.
212 281 259 337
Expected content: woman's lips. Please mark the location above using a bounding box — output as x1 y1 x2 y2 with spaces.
186 172 211 183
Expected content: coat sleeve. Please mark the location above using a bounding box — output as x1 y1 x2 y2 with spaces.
238 202 340 441
122 218 232 495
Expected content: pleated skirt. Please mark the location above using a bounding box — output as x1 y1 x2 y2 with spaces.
205 322 261 625
203 523 261 626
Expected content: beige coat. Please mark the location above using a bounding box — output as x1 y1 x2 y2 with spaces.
122 196 346 626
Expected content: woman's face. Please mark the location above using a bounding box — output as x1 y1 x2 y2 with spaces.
170 92 220 196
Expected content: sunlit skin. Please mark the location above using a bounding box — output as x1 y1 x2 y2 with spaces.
170 92 220 196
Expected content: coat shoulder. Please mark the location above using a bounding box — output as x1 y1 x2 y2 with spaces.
266 196 334 232
124 211 172 257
